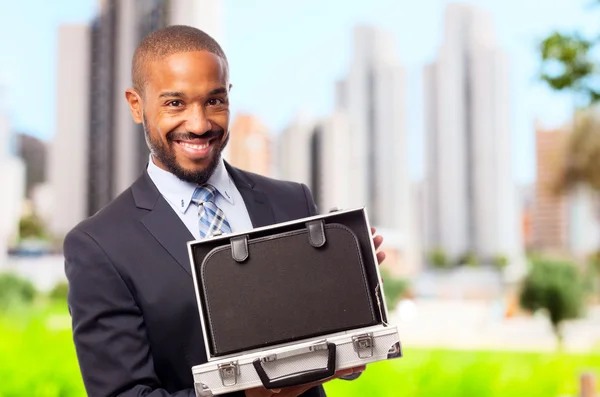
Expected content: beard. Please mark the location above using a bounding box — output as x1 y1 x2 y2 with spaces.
143 112 229 185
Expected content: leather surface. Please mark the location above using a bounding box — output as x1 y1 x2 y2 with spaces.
307 220 326 248
231 235 249 263
199 222 378 356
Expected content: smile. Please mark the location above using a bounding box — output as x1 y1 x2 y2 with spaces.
178 141 210 150
174 138 216 159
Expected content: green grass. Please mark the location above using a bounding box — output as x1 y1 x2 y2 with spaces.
1 304 599 396
0 303 85 397
325 348 600 397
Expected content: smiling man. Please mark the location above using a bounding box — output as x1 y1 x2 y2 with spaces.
64 26 385 397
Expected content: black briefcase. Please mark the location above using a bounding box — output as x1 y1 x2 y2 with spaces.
188 208 402 396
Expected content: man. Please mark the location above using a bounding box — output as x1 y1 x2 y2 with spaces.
64 25 386 397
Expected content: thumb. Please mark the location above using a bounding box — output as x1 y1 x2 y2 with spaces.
270 389 281 394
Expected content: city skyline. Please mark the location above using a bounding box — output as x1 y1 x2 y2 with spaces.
0 0 596 185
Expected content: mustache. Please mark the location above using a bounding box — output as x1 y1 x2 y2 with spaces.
167 129 225 142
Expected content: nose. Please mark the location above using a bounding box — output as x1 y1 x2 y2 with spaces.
185 104 212 135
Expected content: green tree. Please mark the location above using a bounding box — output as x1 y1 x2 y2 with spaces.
538 5 600 301
428 248 449 269
18 214 47 240
519 259 585 348
49 281 69 303
457 251 478 267
493 254 509 270
379 268 410 309
0 272 37 312
538 6 600 195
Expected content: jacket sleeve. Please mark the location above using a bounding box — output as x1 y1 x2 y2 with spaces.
300 183 319 216
64 228 195 397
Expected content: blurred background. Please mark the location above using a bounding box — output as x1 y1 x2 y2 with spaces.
1 0 600 396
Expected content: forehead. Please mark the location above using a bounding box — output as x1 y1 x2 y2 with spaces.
145 50 228 95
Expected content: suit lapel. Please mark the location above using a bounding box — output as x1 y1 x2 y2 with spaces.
131 163 277 278
132 171 195 277
236 184 276 228
141 199 195 276
225 162 276 228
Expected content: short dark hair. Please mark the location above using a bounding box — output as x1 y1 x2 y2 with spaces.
131 25 228 93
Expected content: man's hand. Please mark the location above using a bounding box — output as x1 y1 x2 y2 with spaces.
371 227 385 264
244 366 366 397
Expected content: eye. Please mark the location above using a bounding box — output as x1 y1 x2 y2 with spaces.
167 100 183 107
207 98 224 106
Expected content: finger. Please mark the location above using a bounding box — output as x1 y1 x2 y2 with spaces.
371 227 376 235
377 251 386 264
373 235 383 249
269 388 281 394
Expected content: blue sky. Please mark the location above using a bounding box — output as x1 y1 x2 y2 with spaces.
0 0 596 183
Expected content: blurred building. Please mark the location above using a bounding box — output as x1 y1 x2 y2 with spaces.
310 111 353 213
423 4 523 265
227 114 272 176
16 133 47 198
279 111 359 213
50 0 223 238
278 26 421 271
531 124 569 251
278 113 315 187
532 122 600 257
568 186 600 256
49 24 90 238
281 27 414 230
0 102 26 265
335 26 410 233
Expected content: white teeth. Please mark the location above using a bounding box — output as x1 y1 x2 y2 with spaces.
180 141 209 150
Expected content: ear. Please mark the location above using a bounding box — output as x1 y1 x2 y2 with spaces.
125 88 143 124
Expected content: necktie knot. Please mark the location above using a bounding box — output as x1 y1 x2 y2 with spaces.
192 184 232 238
192 184 217 205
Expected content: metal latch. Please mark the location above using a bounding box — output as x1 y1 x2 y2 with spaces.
194 382 213 396
352 333 374 359
218 362 239 386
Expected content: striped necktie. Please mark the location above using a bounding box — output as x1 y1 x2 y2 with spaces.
191 184 232 239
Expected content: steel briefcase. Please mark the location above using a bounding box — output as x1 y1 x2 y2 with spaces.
187 207 403 396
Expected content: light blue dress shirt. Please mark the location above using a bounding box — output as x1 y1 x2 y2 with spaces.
146 155 254 240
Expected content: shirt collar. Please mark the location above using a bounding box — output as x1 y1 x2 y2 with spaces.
146 155 235 214
205 157 235 205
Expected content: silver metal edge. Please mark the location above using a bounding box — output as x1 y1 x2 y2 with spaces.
187 240 214 363
193 324 398 373
361 207 392 323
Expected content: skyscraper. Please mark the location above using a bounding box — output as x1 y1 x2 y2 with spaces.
277 113 315 187
49 24 90 237
336 26 410 232
424 4 522 264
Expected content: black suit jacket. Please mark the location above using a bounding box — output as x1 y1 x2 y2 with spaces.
64 163 326 397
